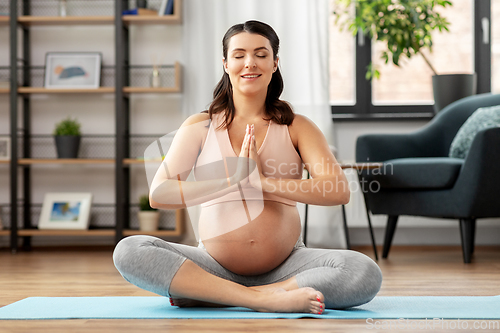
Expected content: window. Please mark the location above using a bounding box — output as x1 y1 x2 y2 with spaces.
329 0 492 120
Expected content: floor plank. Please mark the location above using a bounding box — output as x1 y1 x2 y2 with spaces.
1 245 499 332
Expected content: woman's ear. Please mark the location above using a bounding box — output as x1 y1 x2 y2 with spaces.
223 57 229 74
273 57 279 72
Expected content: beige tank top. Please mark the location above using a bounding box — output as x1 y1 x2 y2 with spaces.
194 112 304 207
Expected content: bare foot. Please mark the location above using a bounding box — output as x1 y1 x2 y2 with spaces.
256 287 325 314
250 277 299 293
169 297 228 308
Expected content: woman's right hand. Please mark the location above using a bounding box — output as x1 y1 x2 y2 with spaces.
230 125 255 186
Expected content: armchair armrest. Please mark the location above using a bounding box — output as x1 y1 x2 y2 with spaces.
356 130 438 163
453 126 500 216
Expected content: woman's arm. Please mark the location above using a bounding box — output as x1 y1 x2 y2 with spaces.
258 115 350 206
149 114 255 210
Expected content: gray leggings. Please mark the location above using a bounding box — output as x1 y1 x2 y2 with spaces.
113 235 383 309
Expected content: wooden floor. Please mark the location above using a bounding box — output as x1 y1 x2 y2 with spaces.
1 245 499 332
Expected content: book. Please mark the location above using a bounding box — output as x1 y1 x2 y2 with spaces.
158 0 168 16
122 8 158 16
158 0 173 16
165 0 174 15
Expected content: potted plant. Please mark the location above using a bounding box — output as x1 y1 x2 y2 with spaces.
53 117 82 158
333 0 476 113
138 194 159 231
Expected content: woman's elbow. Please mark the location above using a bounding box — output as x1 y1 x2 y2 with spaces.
333 178 351 206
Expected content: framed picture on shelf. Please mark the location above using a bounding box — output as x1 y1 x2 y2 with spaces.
38 193 93 230
0 136 10 160
44 52 102 89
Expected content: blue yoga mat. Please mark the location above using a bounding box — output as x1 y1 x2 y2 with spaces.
0 296 499 320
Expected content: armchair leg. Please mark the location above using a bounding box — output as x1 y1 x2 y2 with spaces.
471 219 476 254
459 218 475 263
382 215 399 259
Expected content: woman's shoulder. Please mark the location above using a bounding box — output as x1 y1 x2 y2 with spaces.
288 113 317 134
288 114 324 146
183 111 211 125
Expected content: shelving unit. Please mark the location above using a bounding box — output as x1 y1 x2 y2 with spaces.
5 0 184 253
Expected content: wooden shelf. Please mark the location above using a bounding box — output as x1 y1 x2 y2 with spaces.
0 16 9 26
0 160 10 164
18 158 115 165
123 229 182 237
17 229 115 237
123 87 180 93
123 0 182 25
0 230 10 236
0 88 9 94
123 158 163 165
18 16 114 26
18 87 115 94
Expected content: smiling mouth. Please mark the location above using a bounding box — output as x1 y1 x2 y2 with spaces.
241 74 261 78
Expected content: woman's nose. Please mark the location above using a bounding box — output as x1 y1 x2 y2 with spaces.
245 57 256 68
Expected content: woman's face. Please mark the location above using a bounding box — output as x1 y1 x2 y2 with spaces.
224 32 278 97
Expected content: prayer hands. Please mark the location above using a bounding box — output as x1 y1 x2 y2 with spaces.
232 124 264 189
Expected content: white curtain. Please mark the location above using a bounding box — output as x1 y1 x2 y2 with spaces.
181 0 346 249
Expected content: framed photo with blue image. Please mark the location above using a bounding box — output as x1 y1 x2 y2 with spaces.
44 52 102 89
38 193 93 230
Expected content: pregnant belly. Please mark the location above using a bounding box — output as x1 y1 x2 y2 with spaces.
198 200 302 275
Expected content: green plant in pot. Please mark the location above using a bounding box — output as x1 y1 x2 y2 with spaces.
333 0 476 113
138 194 159 232
53 117 82 158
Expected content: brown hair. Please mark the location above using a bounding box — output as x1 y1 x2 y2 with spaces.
205 20 294 130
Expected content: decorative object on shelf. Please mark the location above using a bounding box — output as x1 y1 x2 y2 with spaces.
158 0 174 16
0 136 10 160
44 52 102 89
332 0 474 113
137 0 148 8
53 117 82 159
150 54 164 88
58 0 67 17
38 193 93 230
138 194 159 231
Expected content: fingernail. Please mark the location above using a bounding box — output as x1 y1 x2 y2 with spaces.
320 305 323 309
316 296 321 302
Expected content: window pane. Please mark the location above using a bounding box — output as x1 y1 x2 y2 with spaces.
372 0 474 105
493 0 500 94
329 0 355 105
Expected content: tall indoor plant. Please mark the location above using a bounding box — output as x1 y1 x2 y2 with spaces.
333 0 476 112
53 117 82 158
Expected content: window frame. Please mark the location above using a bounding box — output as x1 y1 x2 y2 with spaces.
331 0 491 121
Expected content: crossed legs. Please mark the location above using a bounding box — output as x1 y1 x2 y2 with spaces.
113 235 382 313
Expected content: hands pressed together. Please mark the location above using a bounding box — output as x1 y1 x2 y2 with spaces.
231 124 265 190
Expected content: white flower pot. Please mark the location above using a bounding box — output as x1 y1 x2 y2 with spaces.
138 211 159 231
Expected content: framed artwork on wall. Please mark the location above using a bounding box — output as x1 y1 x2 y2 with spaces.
44 52 102 89
38 193 93 230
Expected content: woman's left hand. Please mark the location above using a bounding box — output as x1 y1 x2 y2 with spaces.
248 124 265 190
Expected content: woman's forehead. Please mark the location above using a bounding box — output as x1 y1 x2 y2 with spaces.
228 32 272 52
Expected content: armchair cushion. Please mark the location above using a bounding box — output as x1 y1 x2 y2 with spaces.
365 157 464 189
449 105 500 159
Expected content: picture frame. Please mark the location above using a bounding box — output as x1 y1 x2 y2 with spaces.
44 52 102 89
38 193 93 230
0 136 10 160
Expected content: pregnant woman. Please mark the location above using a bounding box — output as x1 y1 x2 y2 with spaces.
113 20 382 314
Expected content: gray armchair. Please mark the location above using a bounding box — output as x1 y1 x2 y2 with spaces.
356 93 500 263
